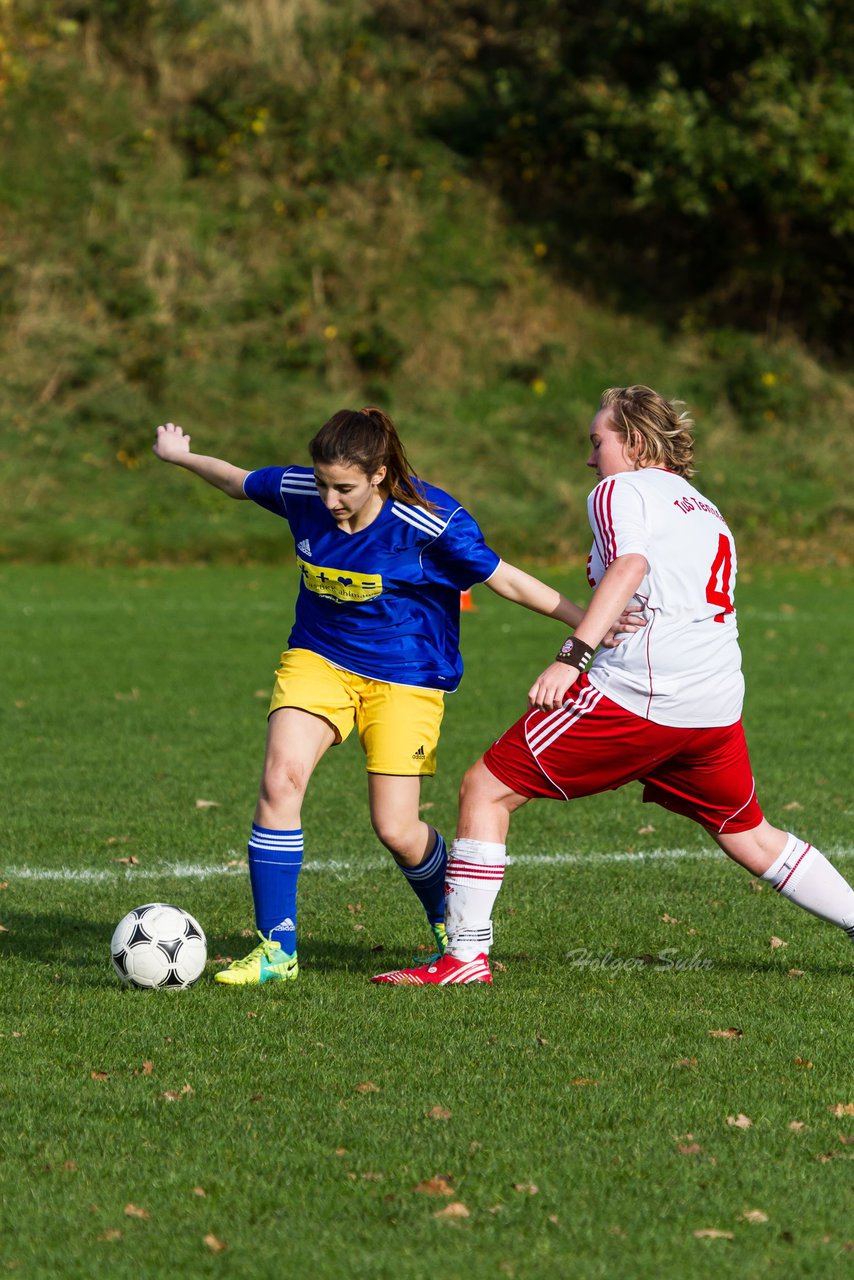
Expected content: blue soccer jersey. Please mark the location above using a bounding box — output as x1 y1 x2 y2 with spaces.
243 467 501 691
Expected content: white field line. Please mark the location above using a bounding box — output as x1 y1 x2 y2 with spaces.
2 846 852 884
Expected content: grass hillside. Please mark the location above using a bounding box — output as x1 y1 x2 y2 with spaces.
1 1 852 567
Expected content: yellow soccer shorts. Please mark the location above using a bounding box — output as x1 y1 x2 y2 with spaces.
268 648 445 776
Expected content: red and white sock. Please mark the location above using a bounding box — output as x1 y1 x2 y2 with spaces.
445 838 506 960
761 834 854 943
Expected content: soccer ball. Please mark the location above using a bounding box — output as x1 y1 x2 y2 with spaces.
110 903 207 990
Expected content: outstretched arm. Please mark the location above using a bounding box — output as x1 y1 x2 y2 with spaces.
528 553 649 711
483 559 645 642
483 560 585 628
153 423 250 499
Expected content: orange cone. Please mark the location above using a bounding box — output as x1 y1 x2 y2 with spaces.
460 589 476 612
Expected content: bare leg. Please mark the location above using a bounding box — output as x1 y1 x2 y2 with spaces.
712 817 787 875
457 758 530 843
367 774 431 867
255 707 336 828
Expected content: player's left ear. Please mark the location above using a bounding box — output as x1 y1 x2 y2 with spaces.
371 465 388 488
629 431 646 467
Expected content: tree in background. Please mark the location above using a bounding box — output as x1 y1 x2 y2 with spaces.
388 0 854 354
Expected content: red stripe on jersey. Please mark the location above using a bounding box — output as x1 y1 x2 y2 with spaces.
591 481 612 567
593 479 617 566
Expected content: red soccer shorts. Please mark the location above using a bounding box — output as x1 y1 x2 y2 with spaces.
482 676 764 835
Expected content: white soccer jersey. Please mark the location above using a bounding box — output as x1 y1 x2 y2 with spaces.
585 468 744 727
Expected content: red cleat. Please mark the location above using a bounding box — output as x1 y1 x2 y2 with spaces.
371 952 492 985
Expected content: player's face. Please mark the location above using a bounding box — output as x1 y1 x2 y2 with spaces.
314 460 387 528
586 410 638 479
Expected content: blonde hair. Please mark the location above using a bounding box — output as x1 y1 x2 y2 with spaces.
599 386 696 478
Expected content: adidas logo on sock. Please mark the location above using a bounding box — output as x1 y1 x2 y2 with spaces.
271 917 296 933
297 539 311 557
412 745 426 760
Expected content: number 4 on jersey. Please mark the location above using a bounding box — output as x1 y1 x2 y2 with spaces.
706 533 735 622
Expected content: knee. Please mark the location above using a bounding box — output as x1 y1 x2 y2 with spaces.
259 758 310 808
459 758 494 809
370 812 417 857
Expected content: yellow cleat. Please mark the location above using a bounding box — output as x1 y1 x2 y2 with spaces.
214 932 299 986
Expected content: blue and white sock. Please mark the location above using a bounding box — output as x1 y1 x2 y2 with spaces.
247 824 303 955
397 831 447 926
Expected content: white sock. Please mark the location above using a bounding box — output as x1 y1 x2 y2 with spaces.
761 834 854 942
445 838 506 960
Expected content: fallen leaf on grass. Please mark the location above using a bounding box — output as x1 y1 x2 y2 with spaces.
828 1103 854 1117
160 1084 194 1102
674 1057 698 1069
355 1081 380 1094
347 902 363 915
781 800 802 811
132 1060 154 1077
769 936 787 949
638 825 656 834
193 1187 206 1196
427 1105 452 1120
413 1177 454 1197
839 1135 854 1146
0 882 8 890
661 914 679 924
195 799 221 809
493 961 508 973
535 1034 549 1046
433 1202 469 1220
727 1114 753 1129
677 1143 703 1156
0 923 9 933
788 1121 809 1132
693 1228 734 1240
739 1209 769 1224
90 1070 110 1082
513 1183 539 1195
794 1057 813 1069
114 856 140 866
787 969 805 978
334 1148 348 1157
99 1229 122 1242
570 1077 599 1086
709 1028 743 1039
124 1204 149 1219
204 1234 227 1253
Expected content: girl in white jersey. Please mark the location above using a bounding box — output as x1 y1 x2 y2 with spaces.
374 385 854 985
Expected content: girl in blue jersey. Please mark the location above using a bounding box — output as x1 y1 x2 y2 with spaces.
154 407 637 985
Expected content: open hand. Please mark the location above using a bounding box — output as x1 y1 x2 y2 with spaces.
601 608 646 649
153 422 191 463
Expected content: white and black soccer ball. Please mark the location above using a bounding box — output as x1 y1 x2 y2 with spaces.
110 903 207 990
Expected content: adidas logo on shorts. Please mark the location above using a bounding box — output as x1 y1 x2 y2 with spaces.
297 539 311 557
412 745 426 760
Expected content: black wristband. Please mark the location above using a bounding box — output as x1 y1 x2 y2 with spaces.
555 636 594 672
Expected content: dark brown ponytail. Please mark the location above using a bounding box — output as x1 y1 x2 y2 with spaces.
308 407 437 510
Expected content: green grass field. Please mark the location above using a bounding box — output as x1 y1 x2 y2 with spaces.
1 565 851 1279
